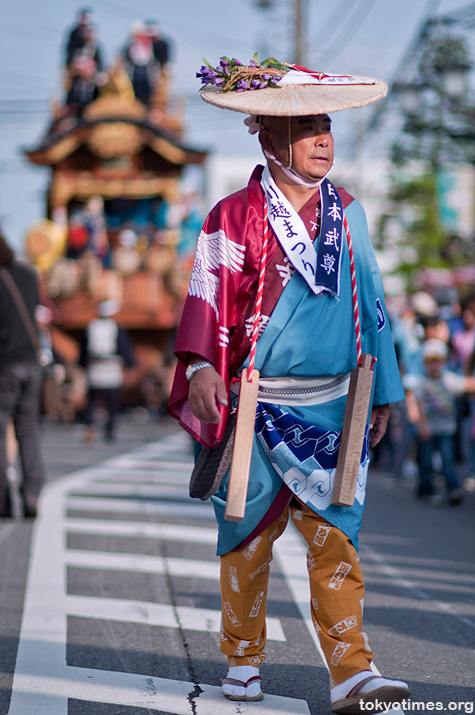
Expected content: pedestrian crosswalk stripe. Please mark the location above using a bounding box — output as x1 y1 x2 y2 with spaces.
95 458 194 472
11 667 311 714
66 594 286 641
66 495 214 519
66 517 219 543
93 468 193 481
68 482 192 499
66 549 220 579
88 472 192 485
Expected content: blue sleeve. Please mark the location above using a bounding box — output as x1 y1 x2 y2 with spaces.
346 200 405 406
371 269 405 405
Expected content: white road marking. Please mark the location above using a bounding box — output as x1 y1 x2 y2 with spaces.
11 668 311 714
66 517 218 543
87 469 194 483
66 548 220 579
67 493 214 517
8 438 309 715
67 594 285 640
363 551 475 572
363 561 475 587
68 482 191 498
361 543 475 630
353 590 475 617
95 459 195 473
273 525 326 657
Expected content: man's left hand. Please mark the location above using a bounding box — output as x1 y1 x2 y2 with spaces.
369 404 390 447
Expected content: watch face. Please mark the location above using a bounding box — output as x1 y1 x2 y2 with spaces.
186 365 194 380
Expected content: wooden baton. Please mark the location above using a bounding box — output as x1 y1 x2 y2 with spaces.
224 367 260 522
332 354 374 507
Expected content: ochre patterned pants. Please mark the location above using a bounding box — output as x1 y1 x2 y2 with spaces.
219 498 374 685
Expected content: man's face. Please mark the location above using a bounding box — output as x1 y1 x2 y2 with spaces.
262 114 334 182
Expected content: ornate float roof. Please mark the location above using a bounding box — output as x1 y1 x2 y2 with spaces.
24 92 207 167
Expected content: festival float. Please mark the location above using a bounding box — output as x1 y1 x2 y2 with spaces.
23 30 207 415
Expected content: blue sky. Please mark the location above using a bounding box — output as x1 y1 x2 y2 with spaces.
0 0 470 251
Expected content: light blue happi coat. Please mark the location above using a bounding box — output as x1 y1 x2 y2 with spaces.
211 199 404 555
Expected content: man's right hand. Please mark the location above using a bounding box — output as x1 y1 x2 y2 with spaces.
188 366 228 423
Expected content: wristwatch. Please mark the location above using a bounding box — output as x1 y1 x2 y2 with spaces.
185 360 214 381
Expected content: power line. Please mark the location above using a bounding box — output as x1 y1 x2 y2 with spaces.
90 0 254 45
307 0 354 66
443 0 475 27
310 0 379 67
352 1 475 153
0 100 51 107
77 0 134 21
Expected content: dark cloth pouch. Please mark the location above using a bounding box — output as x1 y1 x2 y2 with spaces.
189 410 237 500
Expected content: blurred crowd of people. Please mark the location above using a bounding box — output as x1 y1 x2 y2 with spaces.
63 7 171 113
3 206 475 515
35 295 174 443
0 223 174 518
375 287 475 507
38 279 475 509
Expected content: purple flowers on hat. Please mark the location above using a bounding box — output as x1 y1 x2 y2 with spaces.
197 54 288 93
196 66 218 83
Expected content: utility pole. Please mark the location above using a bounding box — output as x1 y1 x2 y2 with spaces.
294 0 306 65
255 0 307 65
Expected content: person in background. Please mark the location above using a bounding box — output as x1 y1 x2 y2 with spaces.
83 195 109 262
450 293 475 470
463 298 475 491
0 232 47 518
65 23 105 113
451 293 475 375
144 20 171 71
64 7 96 66
406 338 475 505
122 21 157 107
36 304 66 421
79 299 135 443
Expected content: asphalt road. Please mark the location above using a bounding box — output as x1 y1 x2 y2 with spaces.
0 412 474 715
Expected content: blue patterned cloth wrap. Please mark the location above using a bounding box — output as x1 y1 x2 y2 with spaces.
256 401 369 548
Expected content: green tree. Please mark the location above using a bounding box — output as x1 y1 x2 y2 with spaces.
392 32 474 168
378 171 453 289
378 31 474 288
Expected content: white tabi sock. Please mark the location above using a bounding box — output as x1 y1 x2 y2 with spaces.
222 665 261 698
330 670 409 703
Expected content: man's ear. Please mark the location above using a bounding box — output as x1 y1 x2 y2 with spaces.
258 127 274 154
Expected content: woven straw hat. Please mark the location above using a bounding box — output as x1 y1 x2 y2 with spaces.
199 62 387 116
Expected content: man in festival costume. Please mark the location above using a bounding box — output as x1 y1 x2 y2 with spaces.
169 56 411 713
